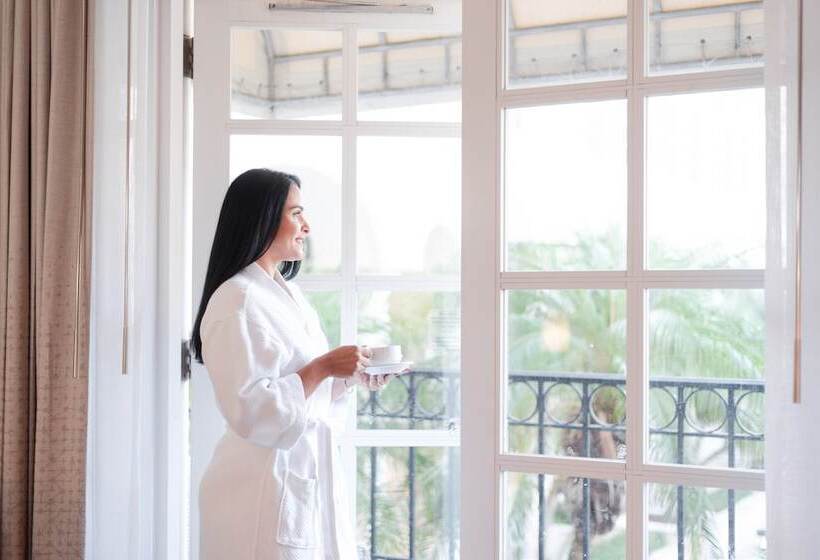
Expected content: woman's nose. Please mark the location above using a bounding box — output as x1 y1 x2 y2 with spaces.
301 217 310 234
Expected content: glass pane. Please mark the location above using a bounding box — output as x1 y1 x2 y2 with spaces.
647 1 764 76
647 483 766 559
507 0 627 88
357 290 460 430
230 135 342 274
301 290 341 348
506 290 626 458
505 100 627 271
358 31 461 122
357 137 460 275
231 28 342 120
358 447 460 560
646 88 765 269
648 289 764 469
505 472 626 559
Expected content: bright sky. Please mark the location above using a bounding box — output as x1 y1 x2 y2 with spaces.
505 98 627 267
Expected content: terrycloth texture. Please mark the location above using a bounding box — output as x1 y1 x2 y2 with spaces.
199 262 356 560
0 1 93 558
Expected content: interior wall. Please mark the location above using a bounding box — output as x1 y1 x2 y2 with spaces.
87 0 140 555
764 0 820 556
86 0 179 557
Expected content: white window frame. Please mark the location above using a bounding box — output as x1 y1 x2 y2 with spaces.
193 2 463 558
462 0 766 558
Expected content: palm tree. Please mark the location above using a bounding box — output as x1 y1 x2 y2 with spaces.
504 233 763 559
356 291 460 558
325 230 763 560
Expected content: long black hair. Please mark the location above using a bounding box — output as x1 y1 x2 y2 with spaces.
192 168 302 363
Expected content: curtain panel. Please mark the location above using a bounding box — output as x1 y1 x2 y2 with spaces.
0 1 93 558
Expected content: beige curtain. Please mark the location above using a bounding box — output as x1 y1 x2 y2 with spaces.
0 0 93 558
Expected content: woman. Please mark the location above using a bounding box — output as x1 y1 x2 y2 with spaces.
192 168 391 560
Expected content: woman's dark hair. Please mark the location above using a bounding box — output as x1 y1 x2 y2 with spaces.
192 168 301 363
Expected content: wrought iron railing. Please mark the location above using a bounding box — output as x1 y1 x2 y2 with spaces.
357 370 765 560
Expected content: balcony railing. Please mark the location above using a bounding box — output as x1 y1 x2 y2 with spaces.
357 369 764 560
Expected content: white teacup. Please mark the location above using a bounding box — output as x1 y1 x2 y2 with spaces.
368 345 403 365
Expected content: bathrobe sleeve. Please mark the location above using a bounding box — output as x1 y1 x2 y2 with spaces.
325 378 355 429
201 311 308 449
330 378 353 402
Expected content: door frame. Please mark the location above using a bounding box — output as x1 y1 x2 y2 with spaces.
87 0 187 558
462 0 767 558
190 3 462 559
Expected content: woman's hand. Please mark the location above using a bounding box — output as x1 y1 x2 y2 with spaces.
363 373 394 391
359 364 409 391
321 345 372 379
298 345 372 398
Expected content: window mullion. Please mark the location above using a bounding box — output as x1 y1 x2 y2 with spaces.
500 81 628 109
630 2 646 556
496 454 626 480
226 120 345 134
346 429 460 448
626 27 646 546
625 272 646 560
343 24 357 126
631 0 645 85
354 121 461 138
463 0 502 558
496 70 762 113
340 24 359 532
631 464 765 491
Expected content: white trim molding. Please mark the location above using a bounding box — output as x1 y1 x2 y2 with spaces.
764 0 820 556
461 1 500 559
87 0 187 557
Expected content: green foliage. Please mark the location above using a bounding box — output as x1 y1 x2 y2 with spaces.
357 291 460 430
646 238 760 271
647 289 764 469
507 226 625 272
358 291 460 371
648 290 763 381
313 231 764 559
507 289 627 374
302 291 341 347
589 530 625 559
503 234 764 557
648 485 740 559
358 447 458 559
505 473 538 560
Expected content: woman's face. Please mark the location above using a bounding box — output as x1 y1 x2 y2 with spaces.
270 184 310 262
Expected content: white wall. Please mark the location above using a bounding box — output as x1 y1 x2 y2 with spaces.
87 0 157 556
764 0 820 556
87 0 141 556
86 0 185 558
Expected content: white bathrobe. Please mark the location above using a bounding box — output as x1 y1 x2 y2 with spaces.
199 261 356 560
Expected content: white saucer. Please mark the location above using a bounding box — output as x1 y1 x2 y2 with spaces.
364 361 413 376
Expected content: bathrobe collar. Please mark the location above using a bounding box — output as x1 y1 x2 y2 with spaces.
246 261 295 297
245 261 307 314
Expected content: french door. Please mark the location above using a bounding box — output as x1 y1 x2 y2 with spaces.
192 2 462 559
462 0 767 559
191 0 767 558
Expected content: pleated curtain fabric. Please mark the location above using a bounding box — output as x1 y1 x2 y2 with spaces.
0 1 93 558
